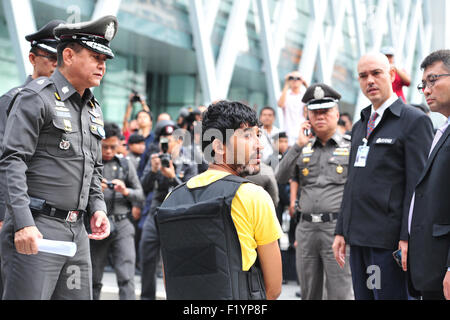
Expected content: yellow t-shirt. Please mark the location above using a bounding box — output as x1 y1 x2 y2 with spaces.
186 170 283 271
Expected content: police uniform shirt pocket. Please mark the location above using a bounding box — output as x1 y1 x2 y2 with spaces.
45 116 80 158
327 157 348 183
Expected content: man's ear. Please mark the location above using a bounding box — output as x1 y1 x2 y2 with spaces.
29 52 37 67
389 66 396 84
212 138 225 156
62 47 74 67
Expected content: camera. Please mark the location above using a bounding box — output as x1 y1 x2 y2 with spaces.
106 181 115 190
130 90 141 103
159 137 171 168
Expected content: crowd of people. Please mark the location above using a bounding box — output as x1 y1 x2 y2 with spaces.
0 15 449 301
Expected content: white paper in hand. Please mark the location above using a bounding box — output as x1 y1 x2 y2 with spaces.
37 238 77 257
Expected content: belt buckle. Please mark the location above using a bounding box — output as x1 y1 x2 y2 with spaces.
311 214 323 223
66 211 79 223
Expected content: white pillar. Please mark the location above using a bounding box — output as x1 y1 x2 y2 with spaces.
2 0 36 82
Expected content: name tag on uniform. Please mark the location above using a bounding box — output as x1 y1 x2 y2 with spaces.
55 100 65 107
354 145 369 167
56 111 71 118
375 138 395 144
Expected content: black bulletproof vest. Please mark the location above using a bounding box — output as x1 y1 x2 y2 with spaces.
156 175 266 300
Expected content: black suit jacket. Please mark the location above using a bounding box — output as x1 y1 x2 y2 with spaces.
335 98 434 250
409 122 450 292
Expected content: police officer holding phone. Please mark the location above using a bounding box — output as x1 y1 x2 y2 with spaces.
276 83 353 300
0 15 118 300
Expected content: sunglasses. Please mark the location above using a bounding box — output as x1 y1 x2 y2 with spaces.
34 53 57 63
288 76 302 81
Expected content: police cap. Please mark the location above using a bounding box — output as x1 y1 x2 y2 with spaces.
25 20 64 54
302 83 341 110
155 120 177 139
54 15 118 59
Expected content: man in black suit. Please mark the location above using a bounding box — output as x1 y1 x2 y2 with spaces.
408 50 450 300
332 52 434 300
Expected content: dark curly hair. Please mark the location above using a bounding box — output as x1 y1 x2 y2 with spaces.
201 100 259 160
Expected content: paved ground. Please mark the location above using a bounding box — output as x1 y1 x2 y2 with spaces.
99 271 301 300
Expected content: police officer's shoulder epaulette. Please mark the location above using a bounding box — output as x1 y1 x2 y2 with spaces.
92 97 100 107
25 77 52 93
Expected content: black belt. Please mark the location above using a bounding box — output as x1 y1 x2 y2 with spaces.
31 204 84 223
302 212 338 223
109 214 128 223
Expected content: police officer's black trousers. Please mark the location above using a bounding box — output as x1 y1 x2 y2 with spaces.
139 207 160 300
90 218 136 300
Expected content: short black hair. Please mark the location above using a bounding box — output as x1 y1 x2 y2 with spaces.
420 50 450 71
56 42 83 67
202 100 259 155
259 106 276 117
104 122 121 139
136 110 153 121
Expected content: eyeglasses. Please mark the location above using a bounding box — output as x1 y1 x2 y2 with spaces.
34 53 57 62
417 74 450 94
288 76 302 81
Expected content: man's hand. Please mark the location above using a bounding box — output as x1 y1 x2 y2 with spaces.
288 200 296 217
88 211 110 240
443 271 450 300
131 206 141 221
161 160 176 179
14 226 43 255
151 153 161 173
296 120 313 148
111 179 129 196
398 240 408 272
332 235 346 268
101 178 108 192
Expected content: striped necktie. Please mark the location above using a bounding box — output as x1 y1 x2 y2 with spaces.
366 112 379 138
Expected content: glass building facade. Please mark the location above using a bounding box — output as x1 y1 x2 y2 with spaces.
1 0 448 127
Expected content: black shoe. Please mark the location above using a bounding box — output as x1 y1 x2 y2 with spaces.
295 290 301 298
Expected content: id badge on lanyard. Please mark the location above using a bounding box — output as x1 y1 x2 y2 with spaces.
354 138 369 167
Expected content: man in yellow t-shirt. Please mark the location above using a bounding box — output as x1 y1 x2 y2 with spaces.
158 100 283 300
186 169 282 272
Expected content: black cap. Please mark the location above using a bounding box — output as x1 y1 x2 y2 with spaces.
302 83 341 110
25 20 64 54
154 120 177 138
54 15 118 59
128 133 145 145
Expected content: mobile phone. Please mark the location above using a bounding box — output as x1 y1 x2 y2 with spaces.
303 115 315 137
392 249 402 268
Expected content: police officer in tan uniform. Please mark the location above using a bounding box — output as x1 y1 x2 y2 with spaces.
0 16 118 300
276 83 353 300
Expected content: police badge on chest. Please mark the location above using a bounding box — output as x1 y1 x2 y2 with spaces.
59 135 71 150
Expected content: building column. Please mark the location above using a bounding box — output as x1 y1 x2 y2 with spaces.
2 0 36 82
